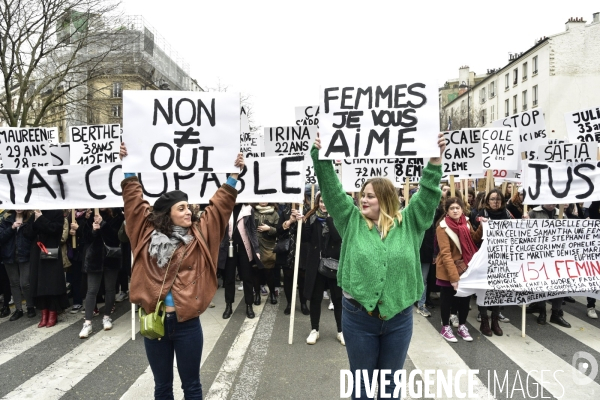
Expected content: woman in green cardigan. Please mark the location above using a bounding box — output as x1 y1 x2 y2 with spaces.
312 133 444 399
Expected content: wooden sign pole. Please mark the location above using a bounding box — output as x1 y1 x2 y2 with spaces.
449 175 456 197
71 209 76 248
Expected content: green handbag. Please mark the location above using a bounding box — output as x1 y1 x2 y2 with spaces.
139 300 166 340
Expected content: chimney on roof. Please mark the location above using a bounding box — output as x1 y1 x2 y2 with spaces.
593 12 599 23
566 16 586 31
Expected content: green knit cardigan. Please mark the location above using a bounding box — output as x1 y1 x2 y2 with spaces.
311 146 442 320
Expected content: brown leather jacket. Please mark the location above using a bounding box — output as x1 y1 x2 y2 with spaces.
122 176 237 322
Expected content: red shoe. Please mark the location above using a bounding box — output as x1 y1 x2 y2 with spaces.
38 309 49 328
46 310 58 328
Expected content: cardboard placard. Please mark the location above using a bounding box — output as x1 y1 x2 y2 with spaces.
564 106 600 143
295 105 319 126
340 158 422 191
318 83 439 159
492 109 546 161
122 90 241 173
480 128 519 170
442 129 483 176
0 127 56 168
69 124 121 165
538 142 598 163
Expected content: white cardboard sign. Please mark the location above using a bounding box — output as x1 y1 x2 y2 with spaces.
69 124 121 165
295 105 319 126
442 129 483 176
480 128 519 170
538 142 598 163
263 125 317 184
318 83 439 159
340 158 422 191
0 127 55 168
122 90 241 173
564 106 600 143
0 155 304 209
492 109 547 161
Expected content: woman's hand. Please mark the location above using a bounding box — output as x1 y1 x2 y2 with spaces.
94 214 103 225
451 281 459 290
12 221 21 229
314 132 321 150
85 209 92 219
119 142 128 160
34 210 42 221
257 224 270 233
522 214 530 219
230 153 244 179
71 222 79 231
479 217 489 223
429 133 445 165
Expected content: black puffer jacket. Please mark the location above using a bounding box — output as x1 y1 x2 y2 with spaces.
0 212 34 264
83 209 124 273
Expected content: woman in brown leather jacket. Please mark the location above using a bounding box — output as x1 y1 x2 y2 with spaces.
120 143 243 400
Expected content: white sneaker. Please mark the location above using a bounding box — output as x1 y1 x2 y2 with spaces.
115 291 129 302
588 308 598 319
323 291 329 300
337 332 345 346
238 284 243 291
8 296 14 305
70 304 82 314
102 316 113 331
449 314 459 328
328 300 334 310
306 329 319 344
79 322 92 338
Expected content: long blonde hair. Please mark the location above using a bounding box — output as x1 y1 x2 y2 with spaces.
360 178 402 239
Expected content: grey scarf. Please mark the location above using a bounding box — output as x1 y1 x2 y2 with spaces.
148 225 193 268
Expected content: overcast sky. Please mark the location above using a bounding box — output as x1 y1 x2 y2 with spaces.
122 0 599 127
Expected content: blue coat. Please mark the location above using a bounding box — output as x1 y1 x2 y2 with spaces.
0 212 34 264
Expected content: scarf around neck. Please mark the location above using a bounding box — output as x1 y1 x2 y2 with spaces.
444 214 478 265
255 205 274 214
315 209 329 236
148 225 193 268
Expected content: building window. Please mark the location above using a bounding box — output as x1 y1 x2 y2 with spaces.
513 95 518 114
522 62 528 81
533 56 538 75
480 88 486 104
112 105 121 117
489 81 495 98
491 105 495 121
513 69 518 85
522 90 528 110
505 74 509 90
481 109 487 126
533 85 538 107
112 82 122 98
505 99 509 117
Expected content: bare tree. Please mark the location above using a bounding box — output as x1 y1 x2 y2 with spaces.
206 78 260 132
0 0 124 128
440 103 485 131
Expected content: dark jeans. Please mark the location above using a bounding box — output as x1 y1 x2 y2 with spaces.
252 267 277 296
342 297 412 399
588 297 596 309
144 313 203 400
440 286 470 325
85 269 118 320
478 305 500 317
223 247 253 305
5 261 33 310
66 260 83 305
310 272 342 332
283 268 307 305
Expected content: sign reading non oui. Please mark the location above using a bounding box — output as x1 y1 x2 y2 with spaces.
340 158 422 192
0 155 304 209
69 124 121 165
318 83 439 160
0 127 57 168
122 91 240 173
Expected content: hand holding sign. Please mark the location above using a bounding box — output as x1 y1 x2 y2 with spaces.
119 142 128 160
314 132 322 150
230 153 244 179
430 133 445 166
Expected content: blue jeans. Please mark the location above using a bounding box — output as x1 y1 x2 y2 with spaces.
342 297 413 399
144 312 203 399
418 263 430 307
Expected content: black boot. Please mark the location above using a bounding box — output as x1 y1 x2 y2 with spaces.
222 303 233 319
537 309 547 325
284 304 291 315
246 304 255 319
9 309 23 321
491 315 503 336
301 303 310 315
0 306 10 318
254 293 261 306
27 307 36 318
550 310 571 328
269 292 278 305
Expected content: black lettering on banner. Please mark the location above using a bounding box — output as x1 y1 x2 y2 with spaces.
375 86 392 108
573 163 596 199
253 160 277 195
174 127 200 148
346 111 363 128
395 127 417 156
51 152 65 166
281 156 303 194
47 169 68 199
85 165 105 200
527 163 548 200
108 164 123 196
26 168 56 203
407 83 427 108
150 143 175 170
365 128 389 156
174 173 194 191
176 148 197 171
197 146 214 172
175 98 196 126
323 87 339 114
138 173 168 197
197 99 216 127
340 87 354 109
324 130 350 158
0 169 20 204
200 173 220 197
153 98 172 125
548 166 572 198
355 87 372 109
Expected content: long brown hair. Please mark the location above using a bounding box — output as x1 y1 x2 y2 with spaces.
359 177 402 239
11 210 33 221
148 206 199 235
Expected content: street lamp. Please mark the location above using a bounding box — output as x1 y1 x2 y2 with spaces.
459 81 470 128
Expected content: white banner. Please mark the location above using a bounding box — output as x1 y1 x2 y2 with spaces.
492 109 547 161
69 124 121 165
538 142 598 163
0 155 304 209
340 158 422 191
442 129 483 176
318 83 439 159
481 128 519 170
122 90 241 173
523 161 600 204
50 144 70 166
295 105 320 126
456 219 600 306
564 106 600 143
0 127 56 168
